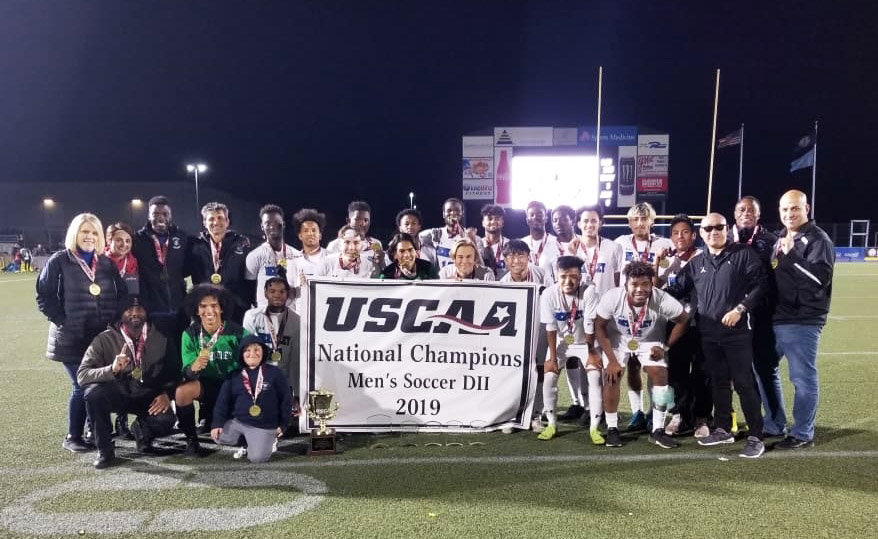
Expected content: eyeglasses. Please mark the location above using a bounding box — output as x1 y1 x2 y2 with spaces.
701 224 727 232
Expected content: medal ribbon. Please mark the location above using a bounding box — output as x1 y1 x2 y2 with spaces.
733 224 760 246
446 223 462 239
199 322 225 352
209 237 223 273
273 244 287 267
151 234 168 266
674 247 697 262
635 236 652 262
627 300 648 339
584 237 601 279
241 365 265 405
559 287 580 334
395 263 417 279
339 255 361 275
529 237 546 265
72 251 99 283
263 309 287 351
121 324 148 367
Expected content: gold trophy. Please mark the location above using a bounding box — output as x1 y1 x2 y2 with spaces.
307 389 340 455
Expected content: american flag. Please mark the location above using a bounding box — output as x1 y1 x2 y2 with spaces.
716 128 742 148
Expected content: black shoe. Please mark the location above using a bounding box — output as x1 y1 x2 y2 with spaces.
184 437 204 457
605 427 623 447
114 415 133 440
61 435 93 453
82 431 97 449
559 404 585 421
577 411 591 428
130 418 155 454
196 419 211 436
649 429 681 449
93 451 115 469
774 436 813 450
626 410 647 432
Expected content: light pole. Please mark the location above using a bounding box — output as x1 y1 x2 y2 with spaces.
409 192 414 209
42 198 54 249
186 163 208 214
131 199 143 224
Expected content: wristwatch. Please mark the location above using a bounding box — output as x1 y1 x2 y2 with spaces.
734 304 747 314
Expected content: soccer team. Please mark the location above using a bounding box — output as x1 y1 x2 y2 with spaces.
35 189 834 467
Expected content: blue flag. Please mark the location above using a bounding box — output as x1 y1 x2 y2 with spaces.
790 131 816 172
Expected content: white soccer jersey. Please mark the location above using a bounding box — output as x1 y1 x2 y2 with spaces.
499 264 553 287
541 282 599 357
326 236 383 254
522 234 565 280
245 242 301 307
293 248 329 278
315 255 378 279
420 227 480 270
438 264 495 281
569 236 624 296
595 287 684 351
482 235 510 280
615 233 673 286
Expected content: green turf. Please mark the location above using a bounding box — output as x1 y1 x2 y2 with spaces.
0 266 876 539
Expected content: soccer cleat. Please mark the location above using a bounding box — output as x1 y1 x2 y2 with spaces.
774 436 814 450
537 424 556 441
739 436 765 458
665 414 683 436
697 428 735 446
605 427 623 447
61 435 93 453
730 410 739 434
93 451 115 470
589 428 605 445
649 429 681 449
626 410 647 432
232 447 248 459
559 404 585 421
694 423 711 439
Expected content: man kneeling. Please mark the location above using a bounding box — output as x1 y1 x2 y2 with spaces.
78 296 179 469
595 261 689 449
211 335 293 463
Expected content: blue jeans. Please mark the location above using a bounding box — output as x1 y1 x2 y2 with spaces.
61 362 88 439
773 324 822 441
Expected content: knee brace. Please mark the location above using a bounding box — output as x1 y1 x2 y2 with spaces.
652 385 675 410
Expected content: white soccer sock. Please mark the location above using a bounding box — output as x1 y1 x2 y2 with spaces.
565 365 584 406
543 371 559 426
652 407 667 432
606 412 619 429
586 369 603 425
651 385 669 431
627 389 642 414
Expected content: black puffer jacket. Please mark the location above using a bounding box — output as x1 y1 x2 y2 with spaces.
36 250 128 363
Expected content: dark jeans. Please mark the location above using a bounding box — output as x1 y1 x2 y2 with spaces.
701 332 763 439
83 383 172 453
61 362 88 438
667 324 712 425
751 315 786 436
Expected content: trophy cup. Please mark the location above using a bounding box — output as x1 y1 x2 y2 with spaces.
307 389 340 455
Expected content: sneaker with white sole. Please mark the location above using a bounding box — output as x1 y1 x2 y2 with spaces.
649 429 681 449
739 436 765 458
589 428 605 445
604 427 623 447
232 447 248 459
694 424 710 439
697 428 735 446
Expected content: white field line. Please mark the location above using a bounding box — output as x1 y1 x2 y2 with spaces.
820 351 877 356
828 315 878 320
0 278 35 284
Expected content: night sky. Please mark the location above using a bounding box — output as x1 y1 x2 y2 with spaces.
1 1 875 233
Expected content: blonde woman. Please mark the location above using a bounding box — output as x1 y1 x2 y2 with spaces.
37 213 127 453
438 238 495 281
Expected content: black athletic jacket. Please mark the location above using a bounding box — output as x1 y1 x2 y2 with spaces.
189 231 253 318
772 221 834 326
132 223 190 317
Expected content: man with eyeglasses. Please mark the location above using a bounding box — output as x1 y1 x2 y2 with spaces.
665 213 768 458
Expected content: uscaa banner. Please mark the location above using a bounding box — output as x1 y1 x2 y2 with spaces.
300 279 539 433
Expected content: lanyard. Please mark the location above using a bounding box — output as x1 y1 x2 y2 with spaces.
72 251 98 283
209 237 223 273
121 324 148 366
627 299 648 338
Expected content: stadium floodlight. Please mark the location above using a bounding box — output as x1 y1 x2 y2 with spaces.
409 192 414 209
186 163 208 213
43 198 55 208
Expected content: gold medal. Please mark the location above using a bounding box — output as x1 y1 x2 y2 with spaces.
658 258 670 269
563 334 575 345
627 339 639 351
271 351 282 362
249 404 262 417
89 283 101 296
371 242 382 253
130 367 142 380
210 273 222 284
277 258 287 268
771 259 779 269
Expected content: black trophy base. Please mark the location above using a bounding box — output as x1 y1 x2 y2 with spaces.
309 429 337 455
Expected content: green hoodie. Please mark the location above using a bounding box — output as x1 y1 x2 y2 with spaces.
181 321 249 381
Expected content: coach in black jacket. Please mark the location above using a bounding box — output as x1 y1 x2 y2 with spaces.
769 190 835 450
131 196 191 341
668 213 767 457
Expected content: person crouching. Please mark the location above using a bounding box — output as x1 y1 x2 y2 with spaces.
211 335 293 463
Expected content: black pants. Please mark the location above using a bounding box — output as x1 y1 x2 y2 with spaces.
701 332 763 439
667 324 712 425
83 383 173 453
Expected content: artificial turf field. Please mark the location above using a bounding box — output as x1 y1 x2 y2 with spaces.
0 265 876 539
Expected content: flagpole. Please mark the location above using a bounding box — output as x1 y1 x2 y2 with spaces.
595 65 603 185
811 120 818 220
706 68 720 213
737 123 745 200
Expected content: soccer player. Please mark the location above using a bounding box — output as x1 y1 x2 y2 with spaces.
380 233 438 280
771 190 834 449
521 201 554 271
78 296 178 468
500 240 553 430
537 255 603 443
245 205 300 309
655 214 711 438
175 285 248 456
571 204 623 295
242 277 301 416
326 200 383 255
420 197 483 270
291 208 328 277
317 226 381 279
666 213 768 458
395 209 434 263
595 261 688 449
614 202 673 430
189 202 252 322
480 204 510 280
438 238 495 280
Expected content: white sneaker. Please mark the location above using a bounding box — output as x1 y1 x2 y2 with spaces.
665 414 683 436
693 424 710 439
272 440 278 453
232 447 248 459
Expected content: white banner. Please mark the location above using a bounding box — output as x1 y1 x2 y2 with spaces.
494 127 554 147
300 279 539 433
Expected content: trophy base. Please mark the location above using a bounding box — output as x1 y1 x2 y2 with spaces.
309 429 337 455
